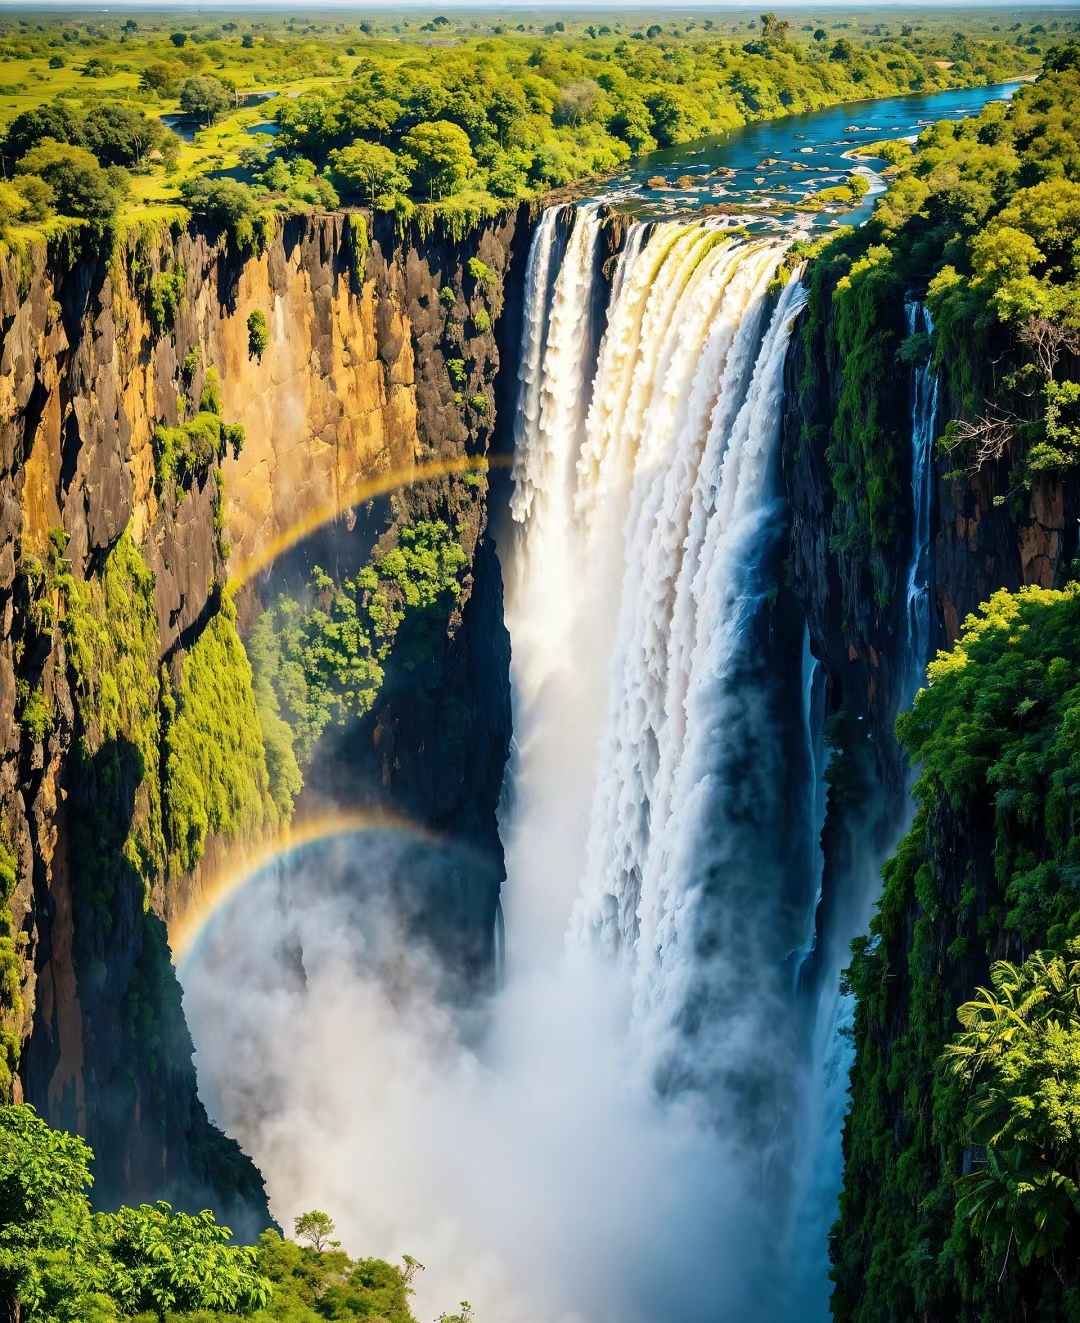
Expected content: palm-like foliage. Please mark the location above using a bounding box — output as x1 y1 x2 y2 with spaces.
943 942 1080 1265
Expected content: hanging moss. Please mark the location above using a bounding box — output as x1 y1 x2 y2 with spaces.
61 532 167 897
162 597 280 878
0 832 21 1103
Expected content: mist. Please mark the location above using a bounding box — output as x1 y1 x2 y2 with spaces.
178 831 774 1323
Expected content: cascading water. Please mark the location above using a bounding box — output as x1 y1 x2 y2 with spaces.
503 204 826 1314
903 300 940 703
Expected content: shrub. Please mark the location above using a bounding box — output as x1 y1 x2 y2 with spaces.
470 307 491 333
14 682 51 744
466 256 497 287
153 412 244 491
199 365 223 415
148 268 184 336
0 1104 273 1319
247 309 269 361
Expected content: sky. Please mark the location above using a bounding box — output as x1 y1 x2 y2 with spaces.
6 0 1079 10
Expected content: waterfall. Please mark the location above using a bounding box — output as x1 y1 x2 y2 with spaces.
902 300 939 702
504 206 820 1314
180 202 873 1323
794 626 829 978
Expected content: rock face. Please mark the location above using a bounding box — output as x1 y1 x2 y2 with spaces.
0 206 525 1217
782 303 1078 855
781 292 1080 1316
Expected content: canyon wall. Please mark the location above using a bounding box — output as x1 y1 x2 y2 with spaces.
0 205 528 1220
783 278 1080 1320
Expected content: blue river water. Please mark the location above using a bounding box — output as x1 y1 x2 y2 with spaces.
591 78 1025 226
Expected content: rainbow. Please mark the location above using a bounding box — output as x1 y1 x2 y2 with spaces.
226 453 514 592
168 809 436 964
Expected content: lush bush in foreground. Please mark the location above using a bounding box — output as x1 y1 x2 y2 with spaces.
0 1104 427 1323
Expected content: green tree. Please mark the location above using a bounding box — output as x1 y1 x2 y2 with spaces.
760 11 789 41
293 1210 337 1252
554 80 600 127
0 181 28 238
139 61 185 97
15 140 124 223
179 75 234 125
180 177 265 250
400 120 475 200
83 103 164 168
2 99 84 159
327 141 411 208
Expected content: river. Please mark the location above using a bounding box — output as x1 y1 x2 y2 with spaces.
592 79 1019 225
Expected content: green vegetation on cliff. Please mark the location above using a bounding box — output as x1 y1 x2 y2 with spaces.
58 533 277 893
0 833 21 1103
154 367 245 495
799 49 1080 621
945 944 1080 1276
834 585 1080 1321
0 1103 426 1323
163 600 281 877
252 519 468 764
61 531 168 907
0 10 1045 241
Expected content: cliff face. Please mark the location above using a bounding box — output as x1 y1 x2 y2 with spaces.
782 297 1077 819
783 283 1080 1320
0 205 523 1217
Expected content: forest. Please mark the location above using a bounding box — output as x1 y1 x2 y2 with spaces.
0 9 1046 241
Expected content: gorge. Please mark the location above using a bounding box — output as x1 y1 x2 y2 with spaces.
3 48 1080 1323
